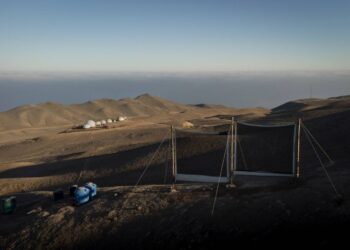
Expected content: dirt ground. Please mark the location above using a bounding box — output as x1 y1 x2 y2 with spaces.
1 95 350 249
1 171 350 249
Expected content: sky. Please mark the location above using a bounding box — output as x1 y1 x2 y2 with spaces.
1 0 350 72
0 0 349 110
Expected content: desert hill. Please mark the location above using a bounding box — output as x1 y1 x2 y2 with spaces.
271 95 350 120
1 94 350 249
0 93 270 134
0 94 196 131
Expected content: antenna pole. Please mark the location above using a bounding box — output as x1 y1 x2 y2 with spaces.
296 118 301 178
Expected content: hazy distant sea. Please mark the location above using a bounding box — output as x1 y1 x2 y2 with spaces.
0 71 349 111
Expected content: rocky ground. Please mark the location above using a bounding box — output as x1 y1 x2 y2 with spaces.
1 95 350 249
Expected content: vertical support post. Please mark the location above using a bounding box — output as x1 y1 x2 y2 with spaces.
226 136 230 178
234 119 238 174
296 118 301 178
230 117 235 185
174 128 177 179
170 125 177 192
171 125 176 180
292 122 297 175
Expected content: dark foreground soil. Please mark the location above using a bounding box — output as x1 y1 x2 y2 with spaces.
1 159 350 250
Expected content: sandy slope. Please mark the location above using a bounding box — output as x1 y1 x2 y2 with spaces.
271 95 350 120
0 94 267 195
1 94 350 249
0 94 207 131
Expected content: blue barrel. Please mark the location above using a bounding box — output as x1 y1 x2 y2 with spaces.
84 182 97 198
74 187 90 205
1 196 16 214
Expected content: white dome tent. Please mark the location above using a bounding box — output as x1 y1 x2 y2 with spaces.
87 120 96 128
118 116 127 121
101 120 107 125
82 120 95 129
96 121 102 126
83 124 91 129
107 119 112 123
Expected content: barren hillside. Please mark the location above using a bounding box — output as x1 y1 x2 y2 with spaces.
1 95 350 249
0 94 201 131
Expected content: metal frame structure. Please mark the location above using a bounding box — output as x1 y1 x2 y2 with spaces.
172 118 301 184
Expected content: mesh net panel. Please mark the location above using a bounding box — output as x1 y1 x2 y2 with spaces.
236 122 295 174
175 129 228 177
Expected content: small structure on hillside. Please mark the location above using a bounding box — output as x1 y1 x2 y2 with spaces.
83 124 91 129
83 120 96 129
107 118 113 123
182 121 194 128
118 116 127 121
87 120 96 128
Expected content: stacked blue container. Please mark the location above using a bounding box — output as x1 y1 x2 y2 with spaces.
85 182 97 199
74 187 90 205
74 182 97 205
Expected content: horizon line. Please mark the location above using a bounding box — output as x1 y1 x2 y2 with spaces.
1 69 350 77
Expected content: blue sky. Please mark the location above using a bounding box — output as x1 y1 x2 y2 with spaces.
1 0 350 72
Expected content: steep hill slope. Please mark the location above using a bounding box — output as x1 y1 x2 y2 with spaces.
271 95 350 119
0 94 193 131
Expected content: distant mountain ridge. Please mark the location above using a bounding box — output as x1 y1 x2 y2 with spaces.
273 95 350 113
0 94 208 131
1 94 350 131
